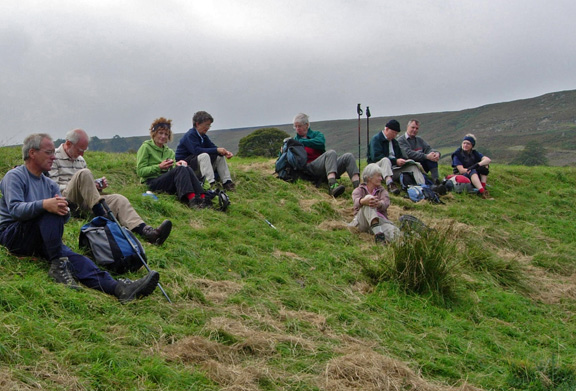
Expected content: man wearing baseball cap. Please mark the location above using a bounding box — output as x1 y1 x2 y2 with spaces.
367 119 426 195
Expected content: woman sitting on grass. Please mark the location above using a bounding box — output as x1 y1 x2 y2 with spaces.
451 134 491 198
349 163 400 244
136 117 211 208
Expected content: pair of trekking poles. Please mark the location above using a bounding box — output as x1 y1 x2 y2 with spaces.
357 103 371 172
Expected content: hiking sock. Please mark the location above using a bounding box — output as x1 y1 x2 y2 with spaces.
328 178 337 187
352 180 360 188
481 182 486 188
131 223 146 235
186 193 196 200
478 187 485 194
92 202 107 217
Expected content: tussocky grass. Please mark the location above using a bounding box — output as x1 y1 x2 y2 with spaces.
0 145 575 390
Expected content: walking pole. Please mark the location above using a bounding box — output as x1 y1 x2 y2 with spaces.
357 103 363 172
101 200 172 303
366 106 371 160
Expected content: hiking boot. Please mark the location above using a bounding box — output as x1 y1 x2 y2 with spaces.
141 220 172 245
48 257 81 290
223 180 236 192
374 233 388 244
432 183 447 196
114 271 159 303
189 196 207 209
387 182 400 195
480 190 492 199
329 184 345 198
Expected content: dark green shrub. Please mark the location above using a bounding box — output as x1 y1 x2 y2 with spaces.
237 128 290 158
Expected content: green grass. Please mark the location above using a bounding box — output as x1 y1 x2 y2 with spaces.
1 146 575 390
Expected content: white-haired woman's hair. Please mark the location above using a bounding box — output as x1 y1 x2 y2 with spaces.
362 163 383 183
293 113 309 125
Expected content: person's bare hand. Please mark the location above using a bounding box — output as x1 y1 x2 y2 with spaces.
43 195 69 215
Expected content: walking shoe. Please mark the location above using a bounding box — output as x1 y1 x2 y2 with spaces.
189 196 207 209
48 257 81 290
329 184 345 198
374 233 387 244
223 180 236 192
115 271 159 303
387 182 400 195
141 220 172 245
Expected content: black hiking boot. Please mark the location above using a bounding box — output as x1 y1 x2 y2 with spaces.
114 271 159 303
48 257 81 290
374 233 388 244
223 180 236 192
141 220 172 245
329 184 345 198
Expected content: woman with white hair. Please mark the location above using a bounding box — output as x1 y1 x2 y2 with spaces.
349 163 400 243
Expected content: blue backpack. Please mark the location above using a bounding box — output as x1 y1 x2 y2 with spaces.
406 185 443 204
275 138 308 182
79 216 145 274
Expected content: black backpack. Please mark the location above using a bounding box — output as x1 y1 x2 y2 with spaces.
399 172 418 191
275 139 308 182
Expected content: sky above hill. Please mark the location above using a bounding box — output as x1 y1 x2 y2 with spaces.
1 0 575 146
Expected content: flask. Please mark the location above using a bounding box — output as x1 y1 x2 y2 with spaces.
142 191 158 200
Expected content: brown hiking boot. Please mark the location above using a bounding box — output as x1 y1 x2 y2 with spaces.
387 182 400 195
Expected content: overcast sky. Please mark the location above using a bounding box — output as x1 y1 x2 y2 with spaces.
1 0 575 146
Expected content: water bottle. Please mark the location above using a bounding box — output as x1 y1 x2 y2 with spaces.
142 191 158 200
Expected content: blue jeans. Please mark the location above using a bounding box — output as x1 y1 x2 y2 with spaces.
0 213 117 294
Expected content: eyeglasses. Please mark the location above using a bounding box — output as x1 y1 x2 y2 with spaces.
36 149 56 156
74 144 88 153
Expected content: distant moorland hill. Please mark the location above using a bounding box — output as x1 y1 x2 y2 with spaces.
67 89 576 166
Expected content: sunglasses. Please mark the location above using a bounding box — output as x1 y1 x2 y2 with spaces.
153 123 171 131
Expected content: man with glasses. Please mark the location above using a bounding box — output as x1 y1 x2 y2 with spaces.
0 133 160 301
175 111 236 191
292 113 360 197
49 128 172 245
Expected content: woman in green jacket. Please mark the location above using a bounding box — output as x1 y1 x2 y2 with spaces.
136 117 210 208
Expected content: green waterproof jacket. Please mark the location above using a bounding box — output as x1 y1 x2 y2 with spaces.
136 139 176 183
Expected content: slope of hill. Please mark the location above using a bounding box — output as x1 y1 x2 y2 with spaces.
46 89 576 166
0 147 575 390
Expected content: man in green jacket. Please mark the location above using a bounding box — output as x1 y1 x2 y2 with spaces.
293 113 359 197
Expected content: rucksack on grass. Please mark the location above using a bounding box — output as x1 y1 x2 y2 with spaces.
79 216 145 274
275 139 308 182
406 185 443 204
445 175 475 194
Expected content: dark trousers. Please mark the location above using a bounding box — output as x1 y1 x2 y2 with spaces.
146 166 204 202
0 213 117 294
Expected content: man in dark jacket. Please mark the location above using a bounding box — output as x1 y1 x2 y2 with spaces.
367 119 425 195
293 113 359 197
175 111 235 191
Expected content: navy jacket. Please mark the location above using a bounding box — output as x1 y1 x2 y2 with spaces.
175 128 219 161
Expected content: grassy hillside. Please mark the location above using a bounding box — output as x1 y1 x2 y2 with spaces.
187 89 576 167
1 147 575 391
